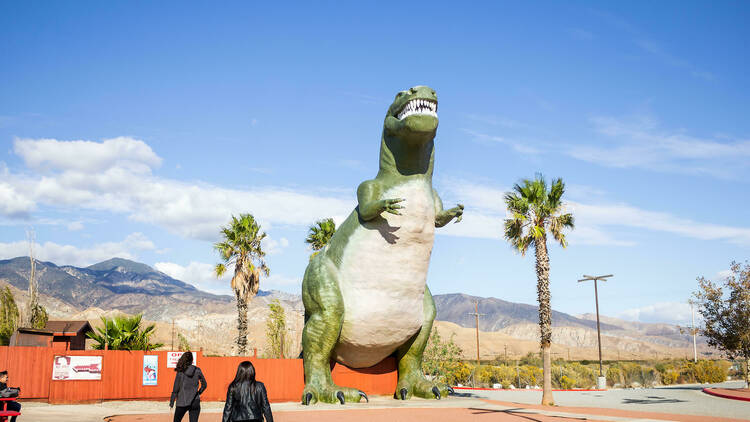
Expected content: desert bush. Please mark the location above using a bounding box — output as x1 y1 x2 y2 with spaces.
559 375 575 389
660 369 679 385
693 360 728 383
606 366 623 386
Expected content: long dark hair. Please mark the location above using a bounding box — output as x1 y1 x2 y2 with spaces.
175 352 193 373
229 360 257 398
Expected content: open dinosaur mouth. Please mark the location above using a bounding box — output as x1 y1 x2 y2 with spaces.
397 99 437 120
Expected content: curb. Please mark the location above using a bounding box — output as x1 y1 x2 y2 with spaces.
702 388 750 402
453 386 606 392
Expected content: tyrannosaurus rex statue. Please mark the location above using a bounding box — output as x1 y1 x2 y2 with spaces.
301 85 464 405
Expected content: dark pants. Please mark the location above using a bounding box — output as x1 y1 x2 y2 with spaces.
6 401 20 422
173 398 200 422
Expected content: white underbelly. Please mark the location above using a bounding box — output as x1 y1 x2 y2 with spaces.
334 180 435 368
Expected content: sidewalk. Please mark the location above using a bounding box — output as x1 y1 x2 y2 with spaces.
20 395 750 422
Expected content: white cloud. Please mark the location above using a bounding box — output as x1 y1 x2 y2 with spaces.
462 129 541 155
3 138 355 240
154 260 300 295
0 232 155 267
618 301 695 325
263 237 289 255
154 261 230 295
0 182 35 218
566 116 750 178
14 137 161 174
716 269 733 280
437 179 750 246
568 201 750 245
67 221 84 231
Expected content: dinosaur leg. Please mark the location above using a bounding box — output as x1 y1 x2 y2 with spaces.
301 255 367 405
394 285 453 400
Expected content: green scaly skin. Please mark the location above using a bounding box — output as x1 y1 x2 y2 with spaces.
301 86 463 405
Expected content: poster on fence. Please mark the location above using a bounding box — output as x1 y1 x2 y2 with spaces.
167 351 197 368
143 355 158 386
52 355 103 380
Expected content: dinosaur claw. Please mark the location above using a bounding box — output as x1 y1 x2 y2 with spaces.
303 392 312 406
399 388 407 400
432 386 441 400
337 391 345 404
359 391 369 403
447 386 455 395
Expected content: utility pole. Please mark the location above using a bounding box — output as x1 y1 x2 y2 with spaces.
689 300 697 362
171 319 175 351
578 274 613 390
467 301 485 387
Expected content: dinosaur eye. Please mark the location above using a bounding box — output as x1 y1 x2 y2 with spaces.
395 92 405 100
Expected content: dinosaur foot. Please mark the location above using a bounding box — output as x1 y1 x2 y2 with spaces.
394 377 452 400
302 383 367 405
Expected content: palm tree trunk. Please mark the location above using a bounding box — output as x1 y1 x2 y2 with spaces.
534 238 554 406
236 294 248 356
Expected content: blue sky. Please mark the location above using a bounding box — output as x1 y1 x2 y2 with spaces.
1 1 748 325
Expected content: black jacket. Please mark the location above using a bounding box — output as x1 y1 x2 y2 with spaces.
222 381 273 422
170 365 207 407
0 382 19 398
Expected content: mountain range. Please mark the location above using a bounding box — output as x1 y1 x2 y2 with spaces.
0 256 708 358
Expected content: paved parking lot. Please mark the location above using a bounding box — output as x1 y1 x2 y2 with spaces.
470 381 750 420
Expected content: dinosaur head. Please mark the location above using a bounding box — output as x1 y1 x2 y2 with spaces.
384 85 438 145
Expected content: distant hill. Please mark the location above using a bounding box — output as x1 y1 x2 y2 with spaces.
0 256 709 357
0 256 234 320
433 293 619 332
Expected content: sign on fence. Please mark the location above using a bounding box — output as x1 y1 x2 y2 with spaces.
143 355 158 386
52 355 103 380
167 351 197 368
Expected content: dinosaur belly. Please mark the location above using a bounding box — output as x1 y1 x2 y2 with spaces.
334 180 435 368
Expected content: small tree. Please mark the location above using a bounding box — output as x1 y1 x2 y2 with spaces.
423 327 464 385
694 261 750 387
25 229 48 329
87 314 164 351
178 333 191 351
0 287 19 345
264 300 287 358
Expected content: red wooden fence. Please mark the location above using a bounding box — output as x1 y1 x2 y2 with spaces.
0 346 397 404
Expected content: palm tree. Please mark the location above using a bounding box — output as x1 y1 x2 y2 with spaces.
504 174 574 406
305 218 336 257
214 213 270 356
87 314 163 351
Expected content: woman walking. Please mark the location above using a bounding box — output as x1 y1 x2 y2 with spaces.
170 352 207 422
222 361 273 422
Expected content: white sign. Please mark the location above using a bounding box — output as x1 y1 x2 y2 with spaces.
166 352 197 368
52 355 103 380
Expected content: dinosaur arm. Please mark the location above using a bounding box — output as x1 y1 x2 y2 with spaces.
433 188 463 227
357 179 403 221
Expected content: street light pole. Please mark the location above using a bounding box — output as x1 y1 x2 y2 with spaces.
578 274 613 389
689 300 697 362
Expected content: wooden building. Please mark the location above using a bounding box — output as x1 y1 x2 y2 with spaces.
10 321 93 351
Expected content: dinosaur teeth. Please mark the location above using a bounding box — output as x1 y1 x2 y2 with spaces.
397 98 438 120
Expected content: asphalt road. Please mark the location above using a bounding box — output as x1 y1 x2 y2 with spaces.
468 381 750 420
